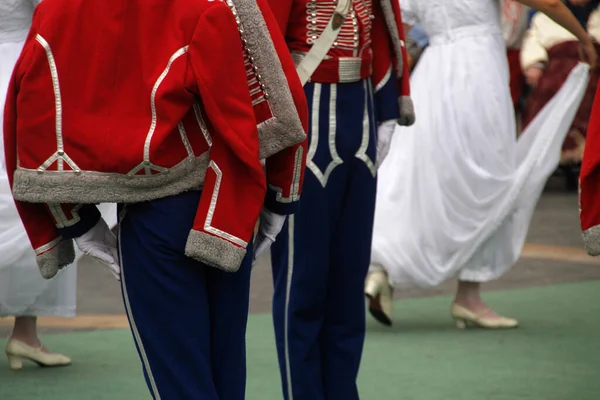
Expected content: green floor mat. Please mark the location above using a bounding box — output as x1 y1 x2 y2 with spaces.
1 281 598 400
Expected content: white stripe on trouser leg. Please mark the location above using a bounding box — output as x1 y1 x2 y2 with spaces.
284 215 295 399
118 221 161 399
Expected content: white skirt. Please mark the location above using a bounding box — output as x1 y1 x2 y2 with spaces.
0 39 117 316
371 33 589 290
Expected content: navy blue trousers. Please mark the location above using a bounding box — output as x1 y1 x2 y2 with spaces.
117 191 252 400
271 80 378 400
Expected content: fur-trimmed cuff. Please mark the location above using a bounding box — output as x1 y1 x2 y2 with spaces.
582 225 600 256
185 230 247 272
36 239 75 279
379 0 404 76
258 118 306 160
398 96 415 126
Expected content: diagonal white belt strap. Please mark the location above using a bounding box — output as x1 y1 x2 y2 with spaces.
296 0 352 86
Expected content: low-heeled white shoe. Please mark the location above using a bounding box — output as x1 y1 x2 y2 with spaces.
450 304 519 329
365 269 393 326
5 339 71 370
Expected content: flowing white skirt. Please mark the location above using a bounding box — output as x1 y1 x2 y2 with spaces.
0 40 117 316
371 34 589 290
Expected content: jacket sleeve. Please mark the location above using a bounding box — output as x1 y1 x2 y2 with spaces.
392 0 414 126
374 0 415 126
185 1 267 272
396 8 414 123
257 0 308 215
3 7 76 280
372 2 401 124
519 15 549 71
580 85 600 256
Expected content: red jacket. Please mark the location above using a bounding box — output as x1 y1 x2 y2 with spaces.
267 0 414 125
580 84 600 255
4 0 308 278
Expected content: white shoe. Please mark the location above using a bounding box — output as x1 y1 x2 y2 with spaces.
5 339 71 370
450 304 519 329
365 269 393 326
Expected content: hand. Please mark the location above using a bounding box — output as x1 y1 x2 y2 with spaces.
579 38 598 69
407 53 415 70
74 218 120 281
253 208 287 263
376 120 397 169
524 67 544 87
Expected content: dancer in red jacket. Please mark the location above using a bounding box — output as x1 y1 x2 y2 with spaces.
581 83 600 256
265 1 414 398
4 0 307 398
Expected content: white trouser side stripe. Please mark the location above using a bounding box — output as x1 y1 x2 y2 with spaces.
118 219 161 399
284 215 295 399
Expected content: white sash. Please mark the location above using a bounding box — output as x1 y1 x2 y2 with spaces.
296 0 352 86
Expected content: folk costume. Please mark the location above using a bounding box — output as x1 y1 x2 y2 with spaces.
266 0 414 398
0 0 118 323
369 0 588 307
4 0 307 398
580 78 600 256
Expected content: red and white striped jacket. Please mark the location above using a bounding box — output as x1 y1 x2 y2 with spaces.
267 0 414 125
3 0 308 278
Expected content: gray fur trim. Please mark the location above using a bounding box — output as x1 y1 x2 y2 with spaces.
582 225 600 256
37 239 75 279
379 0 404 78
398 96 415 127
231 0 307 159
257 118 304 160
185 230 247 272
12 154 209 204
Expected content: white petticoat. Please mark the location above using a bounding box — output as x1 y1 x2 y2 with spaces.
370 30 589 290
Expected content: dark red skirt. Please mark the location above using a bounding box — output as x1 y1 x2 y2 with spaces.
521 41 600 163
507 49 524 109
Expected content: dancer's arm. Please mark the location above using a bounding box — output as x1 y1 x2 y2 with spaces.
520 13 548 87
517 0 597 66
